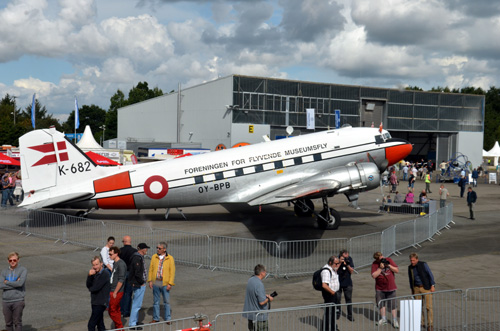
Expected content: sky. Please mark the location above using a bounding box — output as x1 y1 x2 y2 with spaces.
0 0 499 123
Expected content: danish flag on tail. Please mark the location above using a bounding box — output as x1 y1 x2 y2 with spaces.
29 141 69 166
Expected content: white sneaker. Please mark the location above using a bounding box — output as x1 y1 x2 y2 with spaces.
377 318 388 326
393 319 399 329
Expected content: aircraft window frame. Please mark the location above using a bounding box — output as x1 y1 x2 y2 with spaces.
375 135 384 144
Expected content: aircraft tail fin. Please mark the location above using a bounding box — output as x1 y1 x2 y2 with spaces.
19 127 100 206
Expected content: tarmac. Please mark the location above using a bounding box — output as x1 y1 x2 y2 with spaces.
0 178 499 330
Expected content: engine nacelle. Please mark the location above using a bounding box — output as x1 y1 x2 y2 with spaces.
333 162 381 194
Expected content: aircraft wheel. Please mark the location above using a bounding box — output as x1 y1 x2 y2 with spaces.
294 199 314 217
317 208 341 230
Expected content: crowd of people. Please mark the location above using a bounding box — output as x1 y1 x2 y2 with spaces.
86 235 176 330
1 171 23 208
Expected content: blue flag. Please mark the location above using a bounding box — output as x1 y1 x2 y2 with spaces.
31 93 36 129
75 96 80 130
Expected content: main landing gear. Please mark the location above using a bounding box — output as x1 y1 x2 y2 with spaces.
75 208 95 218
293 197 341 230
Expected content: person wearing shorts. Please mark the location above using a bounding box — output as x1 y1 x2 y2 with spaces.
371 252 399 329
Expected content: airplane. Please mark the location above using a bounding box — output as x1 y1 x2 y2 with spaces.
18 125 412 229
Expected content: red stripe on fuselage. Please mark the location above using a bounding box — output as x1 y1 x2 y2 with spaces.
94 172 131 193
97 195 136 209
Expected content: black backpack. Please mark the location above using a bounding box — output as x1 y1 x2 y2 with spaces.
312 267 331 291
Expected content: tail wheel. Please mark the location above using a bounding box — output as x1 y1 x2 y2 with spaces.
294 199 314 217
317 208 341 230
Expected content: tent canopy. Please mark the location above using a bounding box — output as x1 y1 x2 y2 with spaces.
0 153 20 166
76 125 104 150
85 151 121 166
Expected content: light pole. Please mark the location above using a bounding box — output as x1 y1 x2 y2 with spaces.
100 125 106 146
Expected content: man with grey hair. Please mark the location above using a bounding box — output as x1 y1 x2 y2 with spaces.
86 256 110 331
321 256 340 331
243 264 274 331
147 241 176 323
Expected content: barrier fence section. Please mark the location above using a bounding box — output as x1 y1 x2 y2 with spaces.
278 238 348 277
379 289 464 331
465 286 500 330
0 203 454 278
110 314 211 331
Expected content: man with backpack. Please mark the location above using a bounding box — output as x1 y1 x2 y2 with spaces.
318 256 340 331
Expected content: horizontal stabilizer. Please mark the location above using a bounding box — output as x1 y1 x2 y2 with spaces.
19 192 94 209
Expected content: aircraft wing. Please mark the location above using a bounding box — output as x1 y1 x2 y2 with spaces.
19 192 94 209
248 179 341 206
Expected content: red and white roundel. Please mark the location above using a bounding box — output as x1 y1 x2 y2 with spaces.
144 176 169 199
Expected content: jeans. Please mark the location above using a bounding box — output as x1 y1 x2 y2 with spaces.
338 286 353 318
88 304 106 331
152 285 171 321
440 199 446 208
2 300 25 331
129 285 146 327
1 189 11 207
120 275 132 316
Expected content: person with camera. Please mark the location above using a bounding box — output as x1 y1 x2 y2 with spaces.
243 264 275 331
371 252 399 329
408 253 435 331
337 250 354 321
320 256 340 331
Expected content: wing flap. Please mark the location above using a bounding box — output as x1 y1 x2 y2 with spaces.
248 179 341 206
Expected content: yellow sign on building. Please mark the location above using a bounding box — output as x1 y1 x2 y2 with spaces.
249 125 254 133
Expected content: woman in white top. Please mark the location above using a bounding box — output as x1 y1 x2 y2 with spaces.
100 236 115 272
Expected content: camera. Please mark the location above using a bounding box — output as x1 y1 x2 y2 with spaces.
380 258 390 266
270 291 278 298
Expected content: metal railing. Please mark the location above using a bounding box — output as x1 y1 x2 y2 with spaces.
0 203 454 278
213 286 499 331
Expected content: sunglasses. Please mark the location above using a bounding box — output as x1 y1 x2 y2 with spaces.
157 247 164 250
109 253 114 256
8 259 18 262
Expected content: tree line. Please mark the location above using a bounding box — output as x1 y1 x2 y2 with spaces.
0 82 163 147
1 83 499 150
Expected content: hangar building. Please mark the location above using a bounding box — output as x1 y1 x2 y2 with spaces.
117 75 485 167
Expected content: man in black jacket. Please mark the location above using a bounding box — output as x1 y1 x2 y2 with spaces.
408 253 435 331
128 243 149 330
86 256 110 331
467 186 477 220
119 235 137 317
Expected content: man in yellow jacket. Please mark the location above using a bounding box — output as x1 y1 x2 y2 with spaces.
425 173 432 193
147 241 175 323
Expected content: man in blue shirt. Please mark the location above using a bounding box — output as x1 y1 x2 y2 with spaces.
408 253 435 331
243 265 274 331
337 250 355 321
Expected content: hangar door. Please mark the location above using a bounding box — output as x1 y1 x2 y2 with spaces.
360 99 385 127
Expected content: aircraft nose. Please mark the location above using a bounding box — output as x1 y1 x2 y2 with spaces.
385 143 412 166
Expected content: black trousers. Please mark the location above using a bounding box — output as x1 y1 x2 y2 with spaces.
338 285 353 318
88 304 106 331
322 290 339 331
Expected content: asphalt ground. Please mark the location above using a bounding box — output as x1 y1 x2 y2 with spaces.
0 178 499 330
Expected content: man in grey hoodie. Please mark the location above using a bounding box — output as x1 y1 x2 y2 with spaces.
0 252 27 331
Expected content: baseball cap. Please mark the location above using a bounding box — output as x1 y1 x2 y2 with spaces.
137 243 150 250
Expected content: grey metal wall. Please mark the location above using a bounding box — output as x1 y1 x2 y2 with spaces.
118 93 177 143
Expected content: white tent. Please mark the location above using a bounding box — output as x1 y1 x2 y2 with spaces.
76 125 105 150
486 141 500 166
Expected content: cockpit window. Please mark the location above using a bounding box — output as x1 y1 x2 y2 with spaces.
375 135 384 144
383 132 391 140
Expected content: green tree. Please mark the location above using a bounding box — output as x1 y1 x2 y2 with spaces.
0 94 22 145
484 87 500 150
405 86 423 91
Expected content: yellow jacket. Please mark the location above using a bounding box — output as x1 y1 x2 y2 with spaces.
147 253 175 286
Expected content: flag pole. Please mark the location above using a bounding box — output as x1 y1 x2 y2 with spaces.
74 96 80 143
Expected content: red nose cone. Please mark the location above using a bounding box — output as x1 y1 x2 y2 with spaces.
385 144 412 166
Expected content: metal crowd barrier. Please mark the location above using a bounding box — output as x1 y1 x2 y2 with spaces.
109 314 211 331
465 286 500 330
0 203 454 278
211 287 499 331
378 289 464 331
